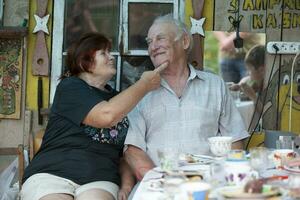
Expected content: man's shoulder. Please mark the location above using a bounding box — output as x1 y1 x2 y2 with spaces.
193 68 223 82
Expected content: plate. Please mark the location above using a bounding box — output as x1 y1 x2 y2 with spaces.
283 165 300 173
179 164 210 172
218 186 280 199
260 169 289 178
146 178 164 192
179 154 215 165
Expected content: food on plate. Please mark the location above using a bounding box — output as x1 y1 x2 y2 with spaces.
186 174 203 181
290 188 300 198
244 178 281 195
184 154 198 163
244 179 266 193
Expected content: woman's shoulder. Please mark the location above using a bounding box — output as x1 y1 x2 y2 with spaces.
57 76 86 89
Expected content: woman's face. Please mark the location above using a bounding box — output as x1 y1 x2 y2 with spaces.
91 49 116 78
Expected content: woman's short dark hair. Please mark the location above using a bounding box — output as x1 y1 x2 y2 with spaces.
61 32 111 79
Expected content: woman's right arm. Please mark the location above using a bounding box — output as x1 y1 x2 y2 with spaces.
82 62 168 128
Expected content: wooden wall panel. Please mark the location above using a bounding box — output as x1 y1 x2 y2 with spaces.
262 1 300 134
214 0 266 33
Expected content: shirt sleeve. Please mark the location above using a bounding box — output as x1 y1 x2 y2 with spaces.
52 78 105 126
219 80 249 142
124 105 147 152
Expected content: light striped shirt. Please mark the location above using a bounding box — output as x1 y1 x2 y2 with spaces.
125 65 249 165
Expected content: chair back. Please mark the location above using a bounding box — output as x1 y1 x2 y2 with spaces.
264 130 297 149
29 129 44 161
0 145 24 189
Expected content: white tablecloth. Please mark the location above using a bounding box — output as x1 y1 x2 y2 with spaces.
132 165 211 200
131 169 165 200
131 165 292 200
236 101 254 130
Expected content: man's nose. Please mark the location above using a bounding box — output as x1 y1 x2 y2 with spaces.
149 41 159 52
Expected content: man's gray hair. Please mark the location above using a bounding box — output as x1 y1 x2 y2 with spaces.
152 14 193 53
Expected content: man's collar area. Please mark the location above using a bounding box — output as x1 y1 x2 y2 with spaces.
188 64 206 81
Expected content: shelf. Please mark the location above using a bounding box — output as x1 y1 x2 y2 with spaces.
0 27 28 38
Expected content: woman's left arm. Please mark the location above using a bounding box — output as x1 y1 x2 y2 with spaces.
118 158 136 200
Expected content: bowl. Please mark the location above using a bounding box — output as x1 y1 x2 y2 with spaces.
208 136 233 157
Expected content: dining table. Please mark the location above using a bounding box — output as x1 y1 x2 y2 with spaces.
131 152 299 200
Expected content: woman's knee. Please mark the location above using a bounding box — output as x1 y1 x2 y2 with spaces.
76 188 115 200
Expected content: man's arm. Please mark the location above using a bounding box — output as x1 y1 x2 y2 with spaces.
214 31 252 52
118 158 136 200
124 145 155 181
231 139 245 149
240 83 257 101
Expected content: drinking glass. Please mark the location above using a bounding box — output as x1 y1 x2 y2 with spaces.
276 136 294 150
163 173 186 200
230 90 241 105
249 147 269 175
157 148 179 171
209 160 226 187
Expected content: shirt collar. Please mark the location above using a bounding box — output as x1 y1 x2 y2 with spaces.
161 64 207 89
188 64 206 81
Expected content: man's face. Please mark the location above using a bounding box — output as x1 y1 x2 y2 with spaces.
146 23 182 68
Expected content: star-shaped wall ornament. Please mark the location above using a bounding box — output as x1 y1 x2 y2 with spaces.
190 16 205 37
33 14 50 34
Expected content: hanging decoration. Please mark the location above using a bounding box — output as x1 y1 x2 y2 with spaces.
32 0 49 76
190 16 205 37
189 0 205 69
0 38 23 119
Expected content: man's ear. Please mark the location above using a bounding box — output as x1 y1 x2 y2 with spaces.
182 33 190 50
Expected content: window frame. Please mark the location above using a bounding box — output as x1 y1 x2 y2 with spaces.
123 0 179 56
50 0 183 103
0 0 3 26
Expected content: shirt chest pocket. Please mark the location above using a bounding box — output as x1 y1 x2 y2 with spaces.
145 103 220 132
190 106 220 129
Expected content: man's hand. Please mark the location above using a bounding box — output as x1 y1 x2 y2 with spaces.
229 83 241 91
240 83 256 101
124 145 156 181
118 186 131 200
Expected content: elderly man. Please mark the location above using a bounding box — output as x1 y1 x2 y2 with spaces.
124 14 249 181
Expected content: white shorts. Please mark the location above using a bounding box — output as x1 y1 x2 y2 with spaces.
20 173 119 200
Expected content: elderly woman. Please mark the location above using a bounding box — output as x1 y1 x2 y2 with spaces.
21 32 167 200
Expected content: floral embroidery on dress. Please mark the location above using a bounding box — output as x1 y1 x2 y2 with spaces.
83 117 129 145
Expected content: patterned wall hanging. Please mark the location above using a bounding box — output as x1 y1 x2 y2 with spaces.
0 38 23 119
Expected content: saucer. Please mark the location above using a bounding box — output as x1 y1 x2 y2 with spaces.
283 165 300 173
218 185 280 199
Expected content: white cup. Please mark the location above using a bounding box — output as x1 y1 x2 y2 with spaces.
208 136 232 157
180 182 211 200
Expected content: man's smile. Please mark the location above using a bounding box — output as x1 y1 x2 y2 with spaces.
152 52 165 58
